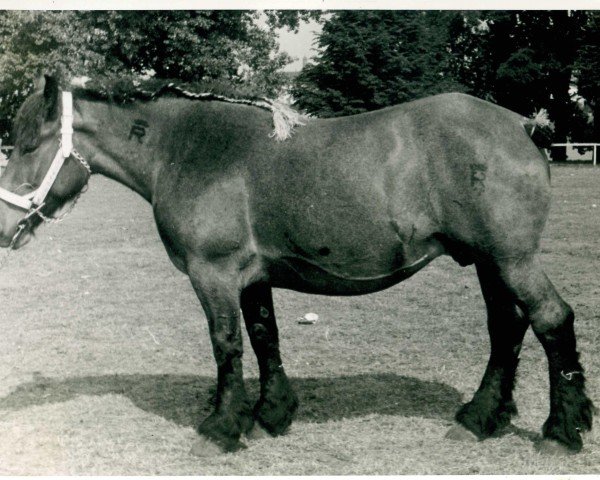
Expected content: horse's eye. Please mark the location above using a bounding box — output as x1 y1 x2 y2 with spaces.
21 143 38 154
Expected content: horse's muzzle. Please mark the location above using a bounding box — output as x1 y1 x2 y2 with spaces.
0 203 33 249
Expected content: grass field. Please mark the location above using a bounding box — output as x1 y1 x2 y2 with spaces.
0 165 598 474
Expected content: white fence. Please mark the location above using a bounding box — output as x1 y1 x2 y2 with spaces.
548 143 600 165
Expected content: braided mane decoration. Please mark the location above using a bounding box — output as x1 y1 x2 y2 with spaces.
523 108 555 148
72 77 309 141
157 83 309 141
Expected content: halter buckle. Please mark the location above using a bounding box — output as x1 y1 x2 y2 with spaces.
22 203 46 223
8 222 27 250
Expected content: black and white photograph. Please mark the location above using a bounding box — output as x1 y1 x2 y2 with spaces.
0 3 597 475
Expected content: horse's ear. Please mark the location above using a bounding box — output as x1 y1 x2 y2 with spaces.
33 75 45 93
42 74 59 121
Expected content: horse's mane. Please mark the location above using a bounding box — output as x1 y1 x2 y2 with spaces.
12 91 47 151
72 77 308 141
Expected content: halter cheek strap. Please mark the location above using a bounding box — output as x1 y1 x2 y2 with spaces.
0 91 75 211
60 91 73 158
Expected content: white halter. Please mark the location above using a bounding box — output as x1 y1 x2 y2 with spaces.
0 91 74 210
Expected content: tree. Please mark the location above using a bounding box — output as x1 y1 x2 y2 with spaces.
574 11 600 140
0 11 95 137
0 10 309 139
448 11 589 142
74 11 294 88
291 11 466 117
264 10 322 32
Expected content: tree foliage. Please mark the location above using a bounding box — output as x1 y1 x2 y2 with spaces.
292 11 465 117
0 12 88 136
574 11 600 140
264 10 323 32
75 11 295 88
447 11 589 141
0 10 305 139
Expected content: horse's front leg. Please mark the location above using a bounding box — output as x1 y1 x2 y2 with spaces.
241 282 298 437
188 260 254 455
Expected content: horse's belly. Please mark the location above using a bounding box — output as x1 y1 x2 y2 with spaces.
266 238 443 296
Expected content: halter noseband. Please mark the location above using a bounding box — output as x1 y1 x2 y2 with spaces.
0 91 91 248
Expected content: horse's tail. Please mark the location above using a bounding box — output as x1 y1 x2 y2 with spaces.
522 108 555 149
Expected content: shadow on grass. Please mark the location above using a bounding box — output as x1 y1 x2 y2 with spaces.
0 373 463 428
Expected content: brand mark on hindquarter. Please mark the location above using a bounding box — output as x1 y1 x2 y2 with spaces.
470 163 487 194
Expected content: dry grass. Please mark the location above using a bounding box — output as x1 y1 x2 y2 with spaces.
0 165 598 474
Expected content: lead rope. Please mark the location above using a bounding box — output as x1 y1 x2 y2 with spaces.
0 148 91 268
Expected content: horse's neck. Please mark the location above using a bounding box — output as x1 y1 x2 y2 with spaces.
73 97 272 202
74 99 172 202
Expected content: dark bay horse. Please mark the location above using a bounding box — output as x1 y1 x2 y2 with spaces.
0 76 593 455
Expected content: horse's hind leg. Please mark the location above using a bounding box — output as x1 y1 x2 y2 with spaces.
187 261 254 454
483 256 592 452
241 282 298 436
504 256 593 452
449 262 531 441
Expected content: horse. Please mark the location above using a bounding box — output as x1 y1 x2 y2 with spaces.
0 75 592 456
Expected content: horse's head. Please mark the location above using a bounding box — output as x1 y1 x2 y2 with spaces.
0 75 91 249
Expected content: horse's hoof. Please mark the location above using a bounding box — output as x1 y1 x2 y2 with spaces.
581 429 594 443
245 423 272 440
189 435 247 456
535 439 578 456
445 424 479 442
